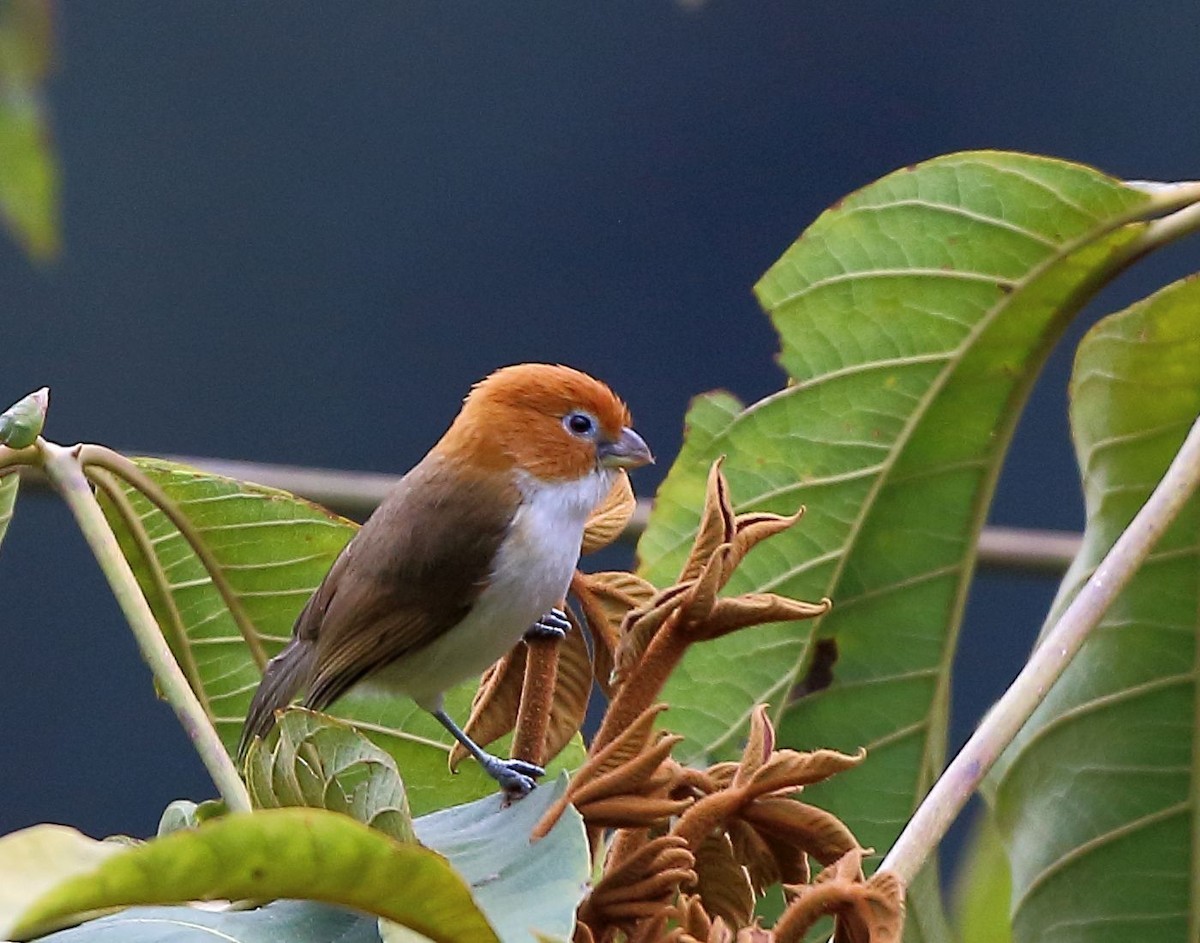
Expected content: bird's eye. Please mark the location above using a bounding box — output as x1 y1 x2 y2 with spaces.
564 412 595 436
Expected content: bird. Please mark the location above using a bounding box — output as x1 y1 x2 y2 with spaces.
238 363 653 795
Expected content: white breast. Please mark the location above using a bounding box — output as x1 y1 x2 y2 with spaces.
371 468 614 711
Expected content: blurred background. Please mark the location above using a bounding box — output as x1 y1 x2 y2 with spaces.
1 1 1198 850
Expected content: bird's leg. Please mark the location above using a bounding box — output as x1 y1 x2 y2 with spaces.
524 607 571 641
431 708 544 797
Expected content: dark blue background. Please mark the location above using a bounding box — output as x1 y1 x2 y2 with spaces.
2 2 1198 847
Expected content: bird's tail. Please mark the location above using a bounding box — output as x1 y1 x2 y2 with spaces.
237 637 316 761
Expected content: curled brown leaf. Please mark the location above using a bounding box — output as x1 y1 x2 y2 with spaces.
582 469 637 554
693 831 756 929
775 849 905 943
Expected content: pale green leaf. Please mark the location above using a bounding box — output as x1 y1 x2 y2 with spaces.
408 775 589 943
991 276 1200 942
35 900 381 943
245 708 415 843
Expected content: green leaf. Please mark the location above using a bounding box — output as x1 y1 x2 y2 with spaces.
407 775 589 943
155 799 225 837
34 900 382 943
0 808 496 943
0 387 47 448
637 152 1174 866
100 458 584 815
991 276 1200 941
245 708 415 843
97 459 356 750
0 471 17 550
951 811 1013 943
0 0 59 261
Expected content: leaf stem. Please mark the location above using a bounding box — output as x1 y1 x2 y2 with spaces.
880 412 1200 884
87 466 210 708
40 440 251 813
79 445 269 668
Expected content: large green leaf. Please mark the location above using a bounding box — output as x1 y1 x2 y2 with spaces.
0 808 496 943
637 154 1176 865
34 900 382 943
635 156 1200 938
24 778 588 943
0 0 59 261
990 277 1200 941
100 459 583 815
408 775 589 943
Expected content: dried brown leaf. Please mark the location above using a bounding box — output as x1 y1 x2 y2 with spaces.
673 893 716 940
573 731 683 805
580 834 696 939
584 795 694 828
679 543 732 628
450 646 526 771
699 593 832 641
742 797 860 867
727 818 808 894
727 506 804 571
573 569 657 696
775 853 905 943
679 459 735 583
532 703 669 840
572 922 596 943
693 832 756 929
612 582 691 685
746 747 866 796
582 469 637 554
733 705 776 787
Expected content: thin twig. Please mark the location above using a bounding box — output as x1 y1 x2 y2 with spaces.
40 439 251 813
880 412 1200 884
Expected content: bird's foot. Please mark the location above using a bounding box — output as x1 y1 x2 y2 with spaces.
481 754 545 798
524 607 571 642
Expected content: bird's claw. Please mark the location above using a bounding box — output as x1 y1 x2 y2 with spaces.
482 756 545 797
524 607 571 641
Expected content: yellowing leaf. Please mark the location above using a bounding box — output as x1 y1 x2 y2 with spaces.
2 809 496 943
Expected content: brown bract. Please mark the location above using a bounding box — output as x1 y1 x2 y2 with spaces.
775 848 905 943
590 458 831 756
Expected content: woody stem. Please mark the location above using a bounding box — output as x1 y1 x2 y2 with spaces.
513 636 560 767
592 618 689 755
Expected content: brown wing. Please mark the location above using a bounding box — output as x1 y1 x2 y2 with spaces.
300 455 518 711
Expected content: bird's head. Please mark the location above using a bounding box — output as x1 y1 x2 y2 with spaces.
436 363 653 482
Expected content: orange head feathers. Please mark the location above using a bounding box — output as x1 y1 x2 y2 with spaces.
435 363 653 480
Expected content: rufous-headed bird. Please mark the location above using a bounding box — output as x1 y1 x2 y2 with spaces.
238 363 653 795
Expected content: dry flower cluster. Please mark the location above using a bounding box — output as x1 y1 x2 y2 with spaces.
456 461 905 942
